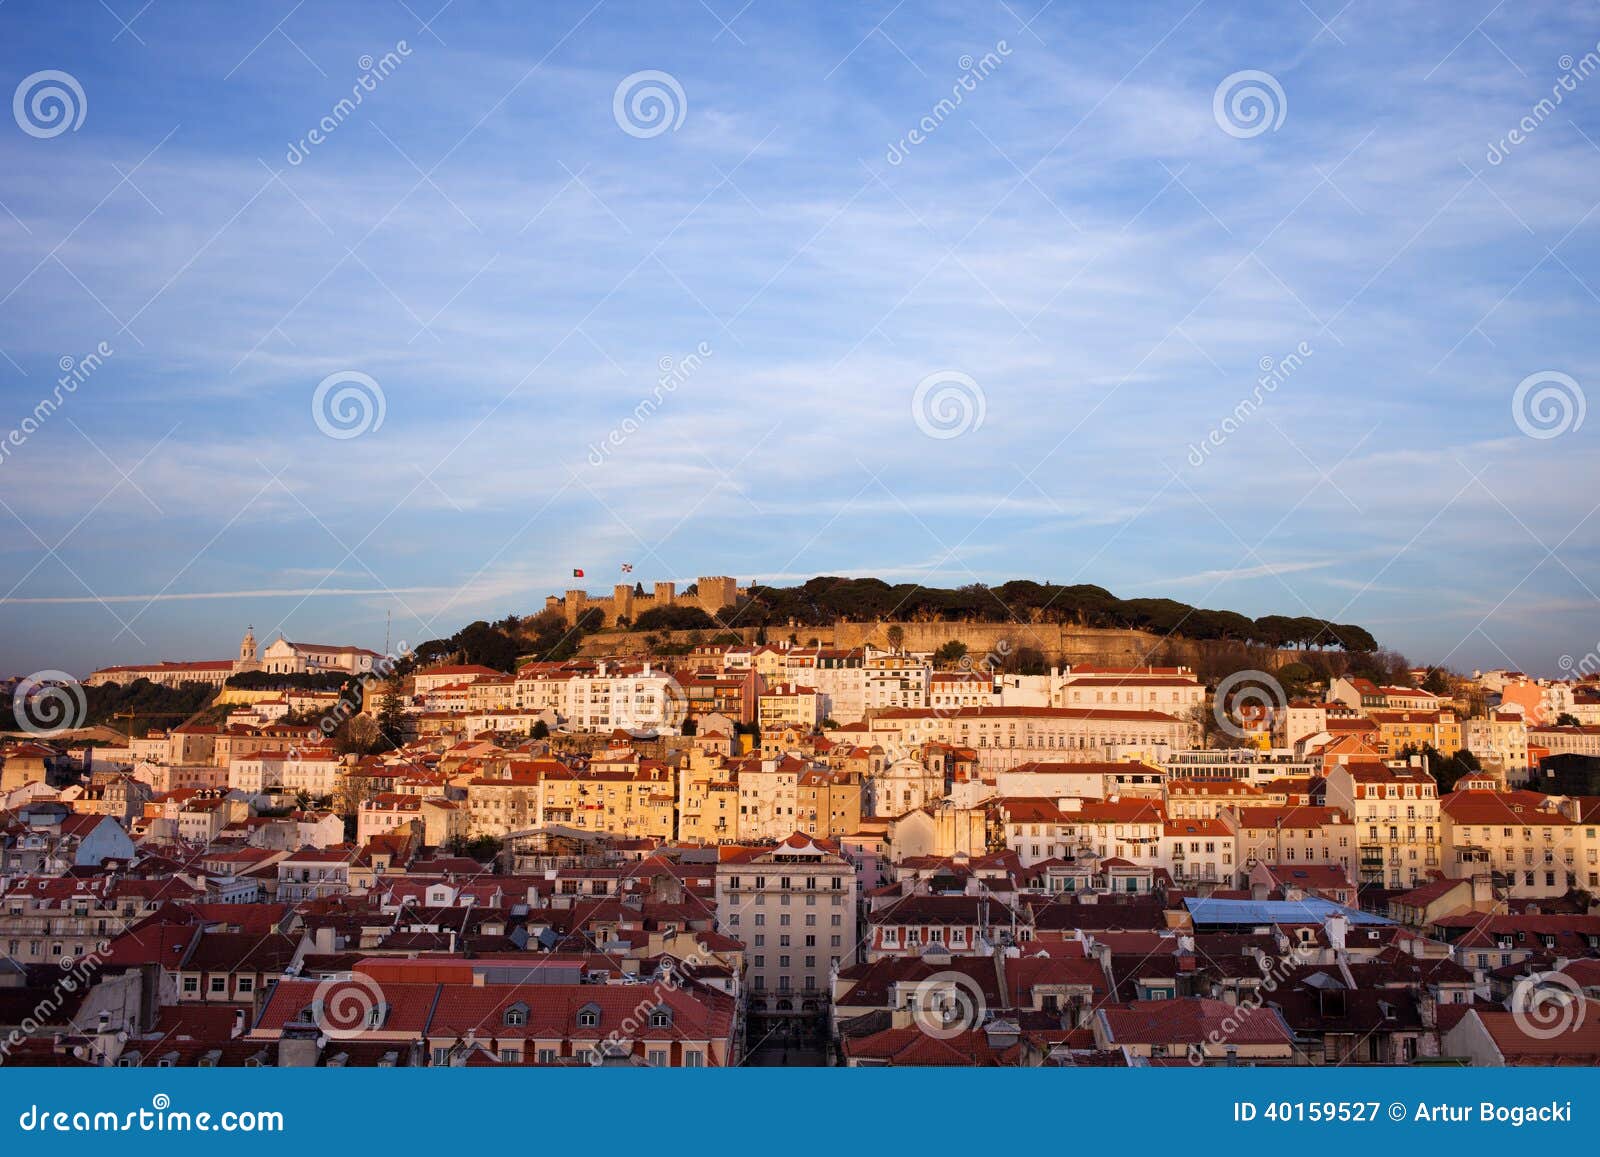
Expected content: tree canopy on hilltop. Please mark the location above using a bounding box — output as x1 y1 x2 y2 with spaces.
711 576 1377 652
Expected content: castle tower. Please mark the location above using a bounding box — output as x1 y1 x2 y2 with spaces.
613 584 635 625
698 576 738 614
564 589 588 627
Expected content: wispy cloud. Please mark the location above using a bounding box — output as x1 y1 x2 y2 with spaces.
0 587 448 605
0 1 1595 676
1139 560 1335 588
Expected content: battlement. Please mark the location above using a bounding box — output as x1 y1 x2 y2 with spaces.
548 576 748 627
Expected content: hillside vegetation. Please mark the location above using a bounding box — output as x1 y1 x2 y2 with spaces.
401 575 1381 675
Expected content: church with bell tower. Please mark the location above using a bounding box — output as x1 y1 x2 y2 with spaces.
233 626 262 675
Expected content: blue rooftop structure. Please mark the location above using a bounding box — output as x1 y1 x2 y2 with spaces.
1183 897 1392 927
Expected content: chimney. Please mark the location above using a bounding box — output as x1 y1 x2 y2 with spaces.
276 1023 323 1068
1470 873 1494 905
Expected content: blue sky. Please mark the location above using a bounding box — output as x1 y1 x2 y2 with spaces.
0 0 1597 679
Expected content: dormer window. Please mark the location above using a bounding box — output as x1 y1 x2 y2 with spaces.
504 1002 528 1027
649 1007 671 1028
577 1003 601 1028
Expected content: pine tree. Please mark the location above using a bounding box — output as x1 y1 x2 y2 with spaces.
375 676 406 751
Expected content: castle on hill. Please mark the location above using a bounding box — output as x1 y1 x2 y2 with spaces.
546 576 745 628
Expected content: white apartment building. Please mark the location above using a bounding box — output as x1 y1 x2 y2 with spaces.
1439 784 1586 898
864 754 946 818
997 795 1167 868
928 671 1001 712
1155 747 1321 784
736 756 805 840
509 663 685 733
716 834 858 1018
779 649 868 723
993 760 1164 801
1324 761 1440 889
410 663 505 694
280 750 342 799
1462 714 1529 776
228 751 292 794
864 653 931 712
1161 818 1237 885
758 684 824 731
1529 725 1600 758
866 706 1198 773
1052 666 1206 716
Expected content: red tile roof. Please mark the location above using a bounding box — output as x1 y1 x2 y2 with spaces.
1099 997 1292 1047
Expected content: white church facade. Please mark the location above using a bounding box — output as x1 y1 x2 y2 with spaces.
86 627 381 688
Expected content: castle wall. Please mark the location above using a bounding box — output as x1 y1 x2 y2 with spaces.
554 576 747 627
577 619 1309 671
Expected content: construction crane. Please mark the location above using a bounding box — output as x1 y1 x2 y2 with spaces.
111 707 208 742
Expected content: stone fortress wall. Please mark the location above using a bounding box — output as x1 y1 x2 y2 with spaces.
578 618 1307 671
547 576 745 628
